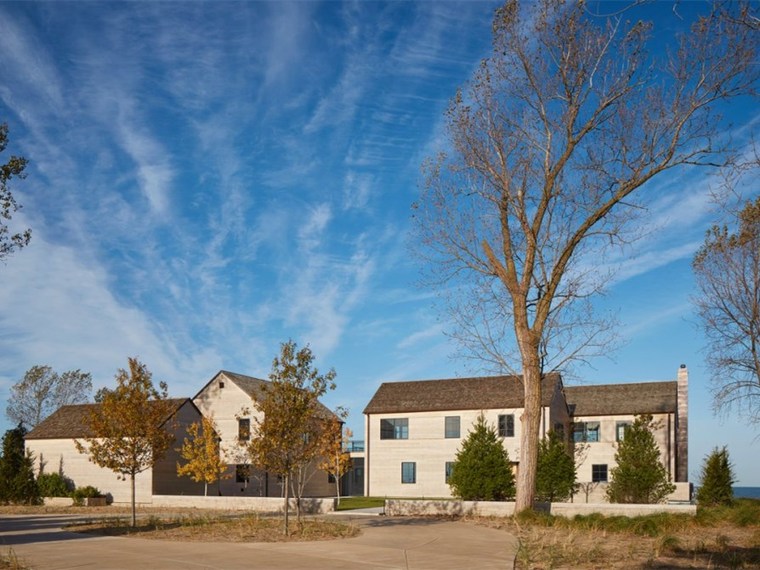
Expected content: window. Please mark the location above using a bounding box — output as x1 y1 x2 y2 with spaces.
328 473 336 483
238 418 251 441
616 421 631 442
554 422 565 440
445 461 455 483
380 418 409 440
445 416 460 438
573 422 600 443
498 414 515 437
235 464 250 484
401 462 416 484
592 464 608 483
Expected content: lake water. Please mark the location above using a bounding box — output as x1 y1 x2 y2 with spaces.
734 487 760 499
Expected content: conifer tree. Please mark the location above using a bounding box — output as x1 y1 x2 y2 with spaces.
606 414 675 504
0 424 40 505
535 430 575 502
696 446 736 506
448 414 515 501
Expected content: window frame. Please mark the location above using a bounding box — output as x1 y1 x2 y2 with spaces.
235 464 250 484
401 462 416 484
238 418 251 441
573 421 600 443
615 421 631 442
591 464 608 483
380 418 409 440
444 416 461 439
498 414 515 437
445 461 455 484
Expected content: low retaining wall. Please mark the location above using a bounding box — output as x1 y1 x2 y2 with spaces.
43 497 75 507
386 499 696 518
151 495 336 514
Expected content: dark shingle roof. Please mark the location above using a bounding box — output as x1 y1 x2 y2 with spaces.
26 398 189 440
564 381 677 416
363 373 562 415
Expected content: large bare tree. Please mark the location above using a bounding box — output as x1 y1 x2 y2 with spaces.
693 196 760 427
413 0 758 511
7 365 92 429
0 122 31 262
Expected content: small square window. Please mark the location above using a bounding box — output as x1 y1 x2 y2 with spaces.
401 462 416 484
445 461 455 483
498 414 515 437
445 416 460 438
592 464 608 483
238 418 251 441
236 464 250 484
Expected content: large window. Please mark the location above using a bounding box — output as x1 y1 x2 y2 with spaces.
445 416 460 438
380 418 409 440
445 461 455 483
498 414 515 437
616 421 631 442
401 462 416 484
592 464 608 483
238 418 250 441
573 422 600 443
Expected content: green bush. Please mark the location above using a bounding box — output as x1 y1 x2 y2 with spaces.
36 472 73 498
71 485 102 506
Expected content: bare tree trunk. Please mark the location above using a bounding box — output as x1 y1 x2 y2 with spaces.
130 473 136 528
204 481 207 497
515 348 542 512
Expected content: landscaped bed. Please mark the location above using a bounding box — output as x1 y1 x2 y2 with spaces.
66 513 360 542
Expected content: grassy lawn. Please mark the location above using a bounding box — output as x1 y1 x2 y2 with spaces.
336 496 385 511
475 498 760 569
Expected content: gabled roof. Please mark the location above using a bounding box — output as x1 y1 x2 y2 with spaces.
196 370 338 421
26 398 190 440
363 373 562 415
564 381 677 417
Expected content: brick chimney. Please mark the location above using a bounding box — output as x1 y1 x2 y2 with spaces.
676 364 688 482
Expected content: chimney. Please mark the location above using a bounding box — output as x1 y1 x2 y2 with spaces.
676 364 688 482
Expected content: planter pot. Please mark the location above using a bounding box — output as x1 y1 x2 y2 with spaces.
85 497 108 507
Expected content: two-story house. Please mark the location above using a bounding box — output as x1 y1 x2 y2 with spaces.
363 366 690 502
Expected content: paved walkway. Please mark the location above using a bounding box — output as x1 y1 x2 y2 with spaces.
0 513 517 569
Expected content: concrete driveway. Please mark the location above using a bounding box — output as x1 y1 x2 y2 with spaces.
0 513 517 569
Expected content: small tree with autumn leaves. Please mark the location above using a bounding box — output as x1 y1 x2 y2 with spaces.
248 340 337 535
177 416 230 496
76 358 176 527
318 419 352 505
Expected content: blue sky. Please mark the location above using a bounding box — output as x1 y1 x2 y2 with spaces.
0 2 757 486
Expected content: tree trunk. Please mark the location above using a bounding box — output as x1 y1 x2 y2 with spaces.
130 473 136 527
204 481 207 497
283 473 290 536
515 347 542 513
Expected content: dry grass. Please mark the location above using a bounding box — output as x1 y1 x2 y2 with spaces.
0 549 30 570
474 500 760 569
66 514 360 543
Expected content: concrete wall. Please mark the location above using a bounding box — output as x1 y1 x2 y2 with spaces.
386 499 696 518
365 409 523 498
151 494 335 513
27 438 153 504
